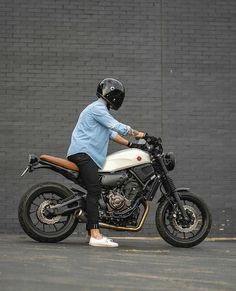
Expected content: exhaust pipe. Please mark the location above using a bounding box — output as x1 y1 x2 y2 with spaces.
75 209 87 222
75 200 149 232
99 200 149 232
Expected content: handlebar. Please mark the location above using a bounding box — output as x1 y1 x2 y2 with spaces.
143 135 163 155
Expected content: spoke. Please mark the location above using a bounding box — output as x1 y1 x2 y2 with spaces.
171 229 177 236
54 220 64 224
196 213 202 220
30 210 37 214
32 202 40 207
48 225 55 233
176 231 182 239
53 224 58 231
32 220 40 227
46 224 53 233
35 220 40 226
42 194 48 200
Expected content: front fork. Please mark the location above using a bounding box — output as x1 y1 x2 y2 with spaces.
172 190 189 221
157 156 189 222
161 175 189 221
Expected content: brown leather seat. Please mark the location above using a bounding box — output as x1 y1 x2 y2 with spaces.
40 155 79 172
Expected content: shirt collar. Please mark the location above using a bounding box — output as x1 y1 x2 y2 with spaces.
98 97 107 106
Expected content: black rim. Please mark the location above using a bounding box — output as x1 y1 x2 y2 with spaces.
163 197 206 242
26 191 73 235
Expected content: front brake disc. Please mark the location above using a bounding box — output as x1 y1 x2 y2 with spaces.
172 205 200 233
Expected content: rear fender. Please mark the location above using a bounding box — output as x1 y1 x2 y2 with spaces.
21 154 81 185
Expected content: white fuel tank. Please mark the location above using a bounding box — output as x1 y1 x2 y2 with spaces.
99 148 151 173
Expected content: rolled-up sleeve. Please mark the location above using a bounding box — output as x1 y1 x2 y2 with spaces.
109 130 118 140
93 105 129 136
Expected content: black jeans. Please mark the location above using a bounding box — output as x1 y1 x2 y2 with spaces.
68 153 101 230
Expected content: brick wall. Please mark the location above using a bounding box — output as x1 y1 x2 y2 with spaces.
0 0 235 237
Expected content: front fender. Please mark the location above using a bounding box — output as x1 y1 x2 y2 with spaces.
157 187 190 204
176 187 190 192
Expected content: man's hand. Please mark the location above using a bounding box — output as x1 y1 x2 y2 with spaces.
128 127 145 138
127 142 146 150
113 134 146 150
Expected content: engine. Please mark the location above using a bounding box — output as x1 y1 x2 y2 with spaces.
107 190 130 212
100 165 154 213
106 177 142 212
99 173 143 226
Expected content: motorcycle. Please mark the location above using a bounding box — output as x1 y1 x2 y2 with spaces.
18 136 211 247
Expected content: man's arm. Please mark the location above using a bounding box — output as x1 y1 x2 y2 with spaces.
113 132 145 147
93 103 145 138
93 104 129 136
113 134 129 146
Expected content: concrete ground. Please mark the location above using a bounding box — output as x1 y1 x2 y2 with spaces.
0 234 235 291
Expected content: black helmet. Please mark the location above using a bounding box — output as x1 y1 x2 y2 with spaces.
96 78 125 110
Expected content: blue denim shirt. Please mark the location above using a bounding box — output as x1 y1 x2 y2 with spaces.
67 98 129 168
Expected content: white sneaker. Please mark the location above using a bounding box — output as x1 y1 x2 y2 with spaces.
89 236 119 247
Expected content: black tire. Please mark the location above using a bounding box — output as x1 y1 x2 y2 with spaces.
18 182 78 243
156 191 212 248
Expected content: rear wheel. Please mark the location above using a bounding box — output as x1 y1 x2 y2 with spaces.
156 191 211 248
18 182 78 243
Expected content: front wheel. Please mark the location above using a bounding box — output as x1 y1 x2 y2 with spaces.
156 191 212 248
18 182 79 243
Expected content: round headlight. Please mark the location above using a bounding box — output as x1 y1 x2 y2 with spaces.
164 152 175 171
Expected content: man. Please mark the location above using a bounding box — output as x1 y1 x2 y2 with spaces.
67 78 145 247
